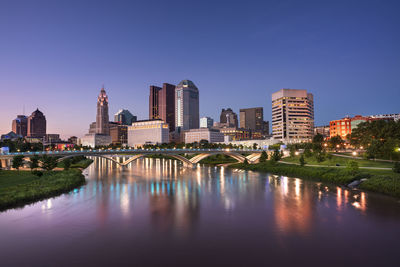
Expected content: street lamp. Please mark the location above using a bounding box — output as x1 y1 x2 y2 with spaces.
352 151 357 156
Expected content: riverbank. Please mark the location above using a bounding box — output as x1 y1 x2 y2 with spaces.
0 159 93 211
0 169 86 211
230 162 400 198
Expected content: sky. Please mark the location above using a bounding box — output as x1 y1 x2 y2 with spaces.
1 0 399 138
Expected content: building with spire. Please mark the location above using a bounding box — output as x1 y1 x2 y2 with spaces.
80 86 112 147
96 87 110 135
175 80 199 131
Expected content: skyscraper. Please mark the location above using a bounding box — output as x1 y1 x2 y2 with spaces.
114 109 137 125
220 108 238 127
149 83 176 131
12 115 28 137
272 89 314 141
175 80 199 130
96 87 110 135
239 107 264 132
27 109 46 138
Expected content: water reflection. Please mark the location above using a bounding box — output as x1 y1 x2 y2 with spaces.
2 157 399 266
82 157 390 235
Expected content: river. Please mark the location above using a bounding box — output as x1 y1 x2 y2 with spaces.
1 157 399 266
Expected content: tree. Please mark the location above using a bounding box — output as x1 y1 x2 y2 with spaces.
29 155 39 172
312 133 324 153
270 149 282 163
0 159 2 171
41 155 57 171
393 162 400 174
63 158 71 170
243 158 249 165
259 151 268 163
299 155 306 166
329 135 344 152
346 160 359 175
253 143 258 150
315 151 326 163
12 155 24 171
304 147 312 158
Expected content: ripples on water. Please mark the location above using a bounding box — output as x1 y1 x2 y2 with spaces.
1 157 399 267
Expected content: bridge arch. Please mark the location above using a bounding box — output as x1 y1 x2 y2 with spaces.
189 152 247 164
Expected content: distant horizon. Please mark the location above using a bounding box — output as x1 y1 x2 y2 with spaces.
1 0 399 139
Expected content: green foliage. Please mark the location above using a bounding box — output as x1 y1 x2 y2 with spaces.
299 155 306 166
243 158 249 165
346 160 359 175
393 162 400 174
315 151 326 163
0 169 86 211
41 155 58 171
12 155 24 170
259 151 268 163
252 143 258 150
63 158 71 170
304 148 312 158
0 160 2 171
29 155 39 171
350 120 400 160
32 170 43 177
270 149 283 162
329 135 344 151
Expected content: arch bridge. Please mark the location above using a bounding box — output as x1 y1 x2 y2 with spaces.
0 148 265 169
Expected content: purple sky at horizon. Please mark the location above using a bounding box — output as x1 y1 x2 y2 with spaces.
1 0 399 139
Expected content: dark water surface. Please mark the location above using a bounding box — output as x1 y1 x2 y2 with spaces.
1 158 399 267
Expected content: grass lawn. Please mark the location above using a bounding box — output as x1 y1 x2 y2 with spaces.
0 169 87 211
281 154 394 168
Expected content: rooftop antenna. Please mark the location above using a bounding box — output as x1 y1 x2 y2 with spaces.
23 105 25 115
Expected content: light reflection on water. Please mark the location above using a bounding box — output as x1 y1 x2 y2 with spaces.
0 157 399 266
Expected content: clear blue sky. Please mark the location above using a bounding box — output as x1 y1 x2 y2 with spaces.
1 0 399 138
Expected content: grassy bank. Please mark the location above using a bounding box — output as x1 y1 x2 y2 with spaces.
57 157 94 169
230 162 400 198
0 169 87 211
281 154 394 168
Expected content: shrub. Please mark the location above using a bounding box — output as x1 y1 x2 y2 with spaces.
346 160 359 175
299 155 306 166
32 170 43 177
259 151 268 163
63 158 71 170
393 162 400 174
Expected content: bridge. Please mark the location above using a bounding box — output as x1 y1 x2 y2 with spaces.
0 148 266 169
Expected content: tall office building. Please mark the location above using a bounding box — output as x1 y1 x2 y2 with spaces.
12 115 28 137
175 80 199 130
272 89 314 141
239 107 264 132
96 86 110 135
114 109 137 125
200 117 214 128
149 83 176 131
220 108 238 127
27 109 46 138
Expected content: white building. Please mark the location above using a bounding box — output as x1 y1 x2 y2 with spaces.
272 89 314 142
128 119 169 148
184 128 224 143
79 134 112 148
220 137 280 149
200 117 214 128
368 113 400 122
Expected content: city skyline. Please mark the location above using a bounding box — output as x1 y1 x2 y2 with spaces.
1 1 400 138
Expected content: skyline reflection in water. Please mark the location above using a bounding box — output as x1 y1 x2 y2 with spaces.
0 157 399 267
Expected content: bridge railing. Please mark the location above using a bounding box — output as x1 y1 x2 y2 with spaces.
1 147 266 156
